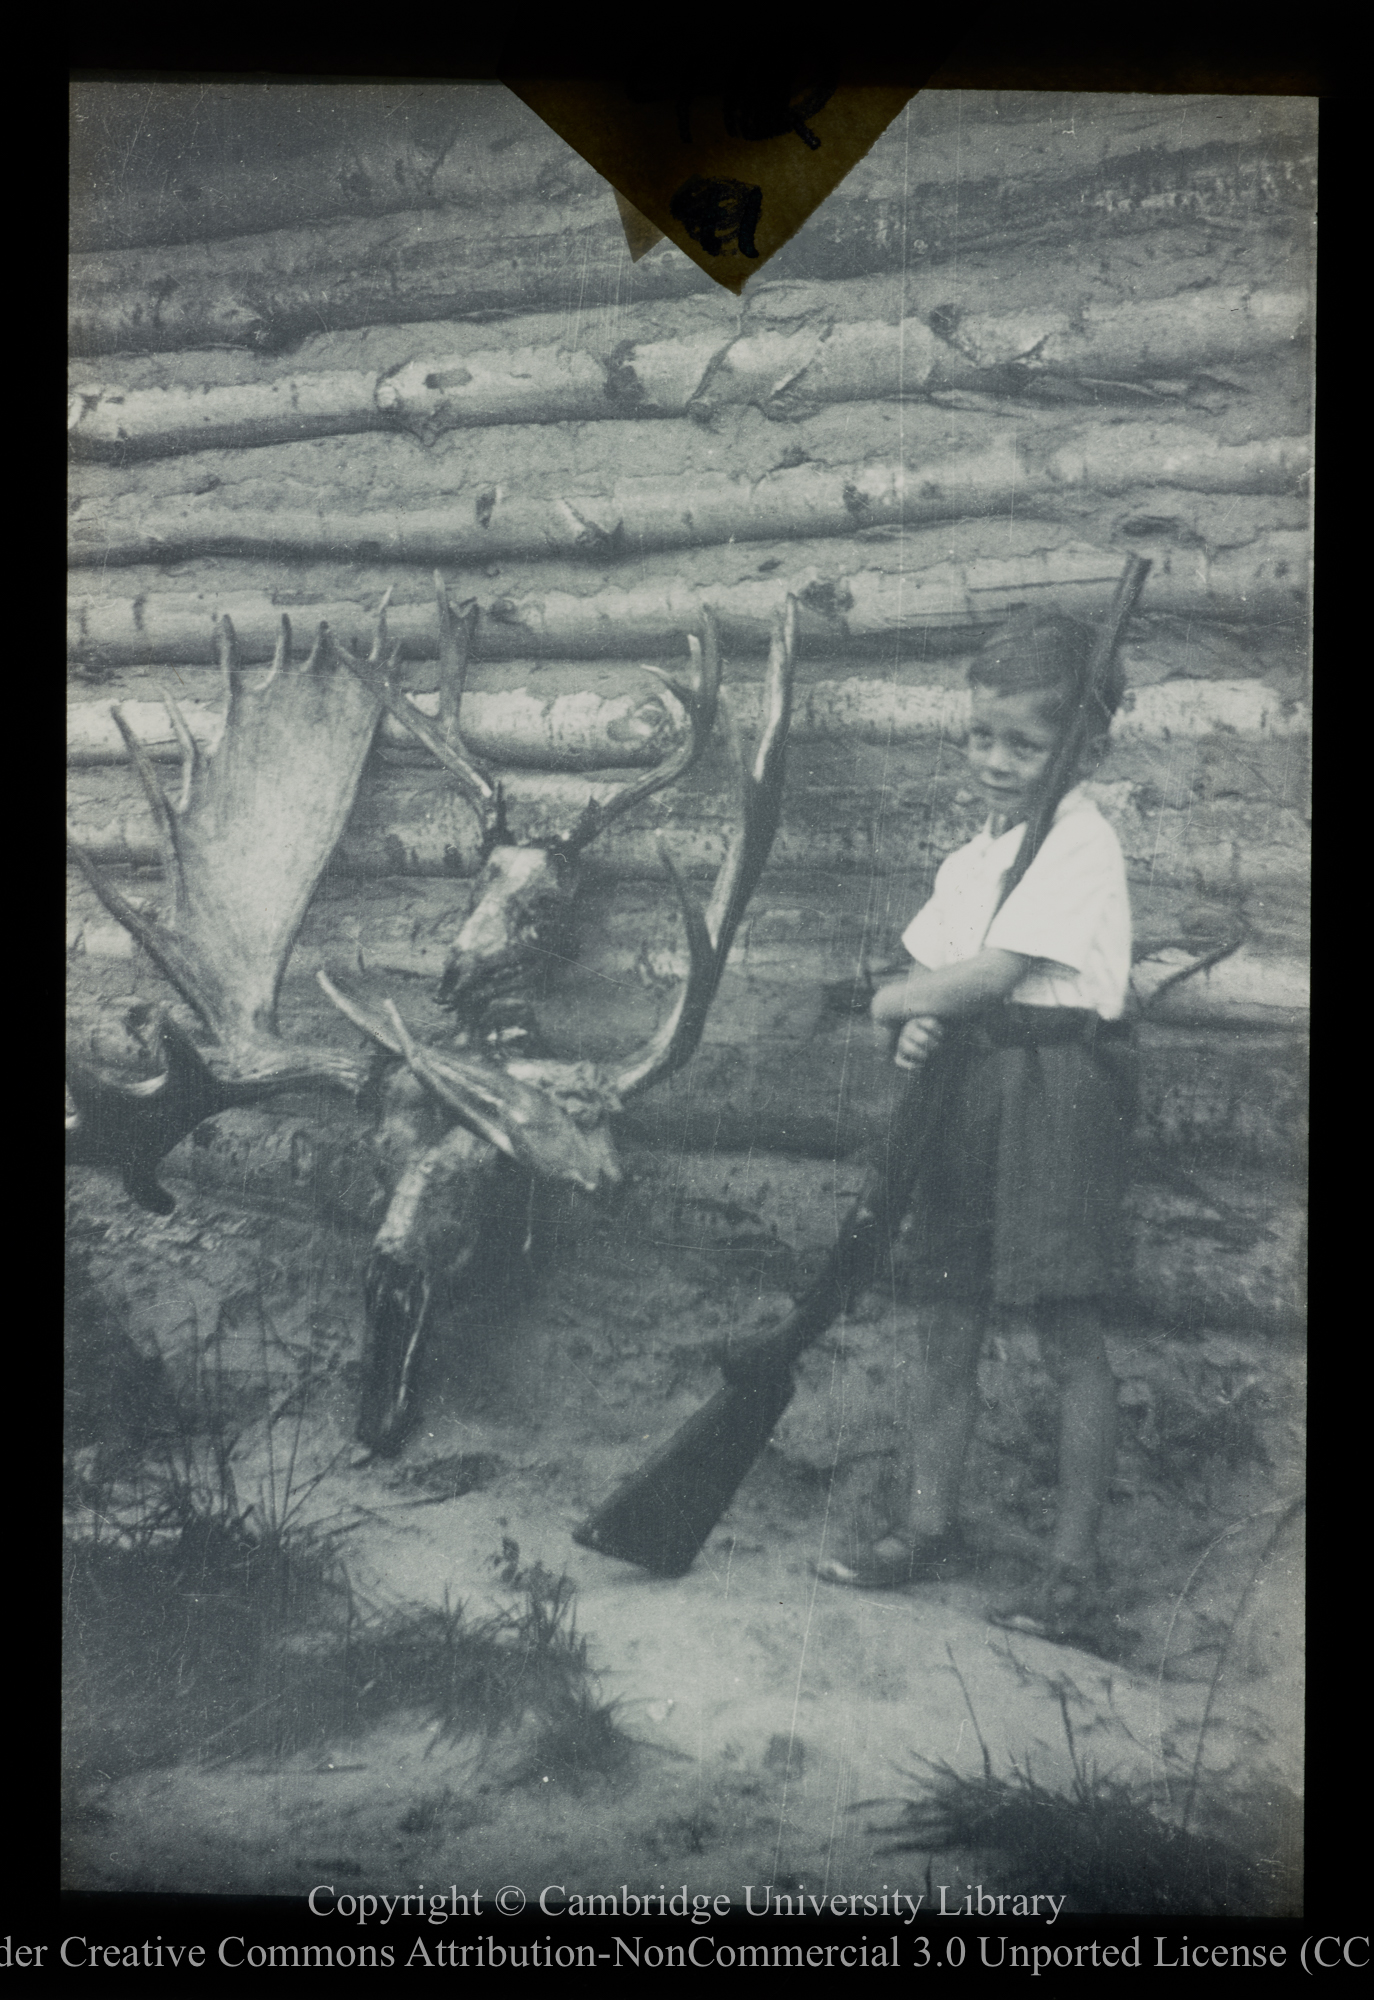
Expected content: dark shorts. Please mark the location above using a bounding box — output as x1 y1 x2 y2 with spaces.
897 1009 1137 1307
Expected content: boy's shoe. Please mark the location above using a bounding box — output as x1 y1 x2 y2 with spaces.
988 1563 1133 1657
815 1532 966 1591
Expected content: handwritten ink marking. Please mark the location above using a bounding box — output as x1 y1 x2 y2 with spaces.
671 176 763 258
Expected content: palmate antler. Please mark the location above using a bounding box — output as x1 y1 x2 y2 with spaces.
318 592 796 1453
66 606 389 1208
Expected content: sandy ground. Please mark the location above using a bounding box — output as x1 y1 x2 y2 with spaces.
62 1156 1304 1911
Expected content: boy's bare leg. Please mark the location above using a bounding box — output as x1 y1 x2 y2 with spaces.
893 1299 985 1545
1037 1300 1118 1572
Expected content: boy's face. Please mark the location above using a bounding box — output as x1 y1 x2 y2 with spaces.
965 687 1062 822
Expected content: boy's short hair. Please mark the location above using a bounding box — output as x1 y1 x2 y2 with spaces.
968 612 1124 735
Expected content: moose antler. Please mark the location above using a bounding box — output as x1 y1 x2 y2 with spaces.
317 974 621 1194
319 594 797 1159
66 602 388 1206
613 594 796 1099
554 608 722 855
329 574 726 1044
329 574 507 853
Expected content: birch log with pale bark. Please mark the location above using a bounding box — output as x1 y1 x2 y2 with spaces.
66 530 1312 669
67 287 1310 459
67 683 685 771
66 752 1310 901
66 675 1306 771
69 435 1311 569
65 846 1309 1120
67 399 1307 521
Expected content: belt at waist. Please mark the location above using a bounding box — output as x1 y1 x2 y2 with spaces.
972 1005 1133 1050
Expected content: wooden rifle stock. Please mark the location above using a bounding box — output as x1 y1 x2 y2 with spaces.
574 554 1151 1577
573 1057 957 1574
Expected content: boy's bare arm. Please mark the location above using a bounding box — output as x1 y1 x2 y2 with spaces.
870 949 1032 1027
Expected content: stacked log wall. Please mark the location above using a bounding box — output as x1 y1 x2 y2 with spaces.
68 86 1312 1333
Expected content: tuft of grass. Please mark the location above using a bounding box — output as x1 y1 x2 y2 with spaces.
868 1673 1296 1918
520 1685 633 1792
64 1517 628 1785
338 1566 623 1777
64 1300 629 1792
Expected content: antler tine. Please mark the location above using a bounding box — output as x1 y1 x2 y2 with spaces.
383 997 424 1067
433 572 506 845
326 579 502 835
270 613 293 675
352 645 502 819
68 834 217 1033
322 974 548 1170
108 701 180 861
159 687 202 814
302 618 337 672
216 610 241 677
216 612 251 728
377 997 514 1163
368 586 395 667
613 596 796 1102
611 840 717 1101
559 605 722 858
688 601 722 729
317 970 405 1056
704 594 795 949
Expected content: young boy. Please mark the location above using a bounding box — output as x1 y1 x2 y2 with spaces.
817 613 1135 1645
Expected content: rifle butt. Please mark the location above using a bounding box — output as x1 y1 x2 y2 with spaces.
573 1366 796 1576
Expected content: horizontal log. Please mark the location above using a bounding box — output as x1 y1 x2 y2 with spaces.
611 1040 1309 1183
65 601 1311 700
67 744 1311 900
69 701 1311 807
67 909 1307 1173
136 1102 1302 1336
66 858 1310 1006
70 486 1307 579
66 680 682 772
1124 948 1309 1028
65 201 695 359
67 286 1311 458
72 88 1314 255
70 83 601 253
66 674 1310 772
69 253 1312 414
68 130 1314 358
160 1097 1307 1335
66 850 1308 1172
67 394 1309 525
66 529 1311 669
69 430 1310 570
68 371 387 458
68 912 1310 1037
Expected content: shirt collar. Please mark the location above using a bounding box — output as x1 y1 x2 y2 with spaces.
978 785 1089 854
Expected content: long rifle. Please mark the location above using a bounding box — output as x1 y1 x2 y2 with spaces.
574 554 1152 1576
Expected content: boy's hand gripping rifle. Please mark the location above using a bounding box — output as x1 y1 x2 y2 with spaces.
574 554 1152 1577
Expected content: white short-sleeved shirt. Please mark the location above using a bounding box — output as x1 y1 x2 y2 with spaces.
900 787 1131 1019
